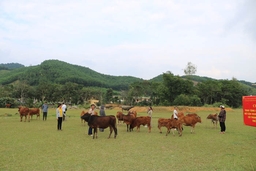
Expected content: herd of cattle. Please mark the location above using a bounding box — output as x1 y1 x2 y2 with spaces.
15 105 218 139
18 106 40 122
80 109 219 139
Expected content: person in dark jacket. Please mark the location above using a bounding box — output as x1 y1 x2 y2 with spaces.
99 105 106 132
218 105 226 134
42 101 48 121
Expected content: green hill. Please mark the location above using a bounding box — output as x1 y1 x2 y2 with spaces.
1 60 256 94
150 74 256 95
0 60 143 90
150 74 216 82
0 63 25 70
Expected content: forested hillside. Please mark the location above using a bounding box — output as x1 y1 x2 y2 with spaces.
150 74 256 95
0 59 255 108
0 63 25 70
0 60 142 90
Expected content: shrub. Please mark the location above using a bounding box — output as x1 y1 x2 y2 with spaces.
173 94 202 106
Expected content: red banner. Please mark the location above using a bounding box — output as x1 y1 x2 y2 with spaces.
243 96 256 127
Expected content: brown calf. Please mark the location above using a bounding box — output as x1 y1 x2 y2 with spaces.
128 110 137 117
28 108 40 121
207 113 218 128
5 104 12 108
158 118 183 136
130 116 151 133
18 106 29 122
121 113 136 132
179 114 202 133
116 111 124 124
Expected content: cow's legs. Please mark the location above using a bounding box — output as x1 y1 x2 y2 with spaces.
172 128 176 136
28 115 30 122
166 127 170 136
113 126 117 138
177 124 182 136
158 125 162 133
191 126 195 133
137 126 140 132
93 128 97 139
148 124 151 133
108 127 113 139
95 128 98 139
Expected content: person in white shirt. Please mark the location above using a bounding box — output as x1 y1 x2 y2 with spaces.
88 104 96 136
173 106 178 120
147 106 153 127
62 102 67 121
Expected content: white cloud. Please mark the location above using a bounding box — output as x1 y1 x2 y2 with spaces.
0 0 255 82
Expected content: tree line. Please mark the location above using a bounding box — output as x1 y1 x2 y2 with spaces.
126 72 253 108
0 60 255 108
0 72 253 108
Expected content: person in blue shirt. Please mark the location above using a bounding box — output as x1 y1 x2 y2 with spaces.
42 102 49 121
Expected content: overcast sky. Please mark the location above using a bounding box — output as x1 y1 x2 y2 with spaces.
0 0 256 82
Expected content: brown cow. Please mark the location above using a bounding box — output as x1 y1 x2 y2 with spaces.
116 111 124 124
28 108 40 121
207 113 218 128
158 118 183 136
5 104 12 108
81 113 117 139
179 114 202 133
116 111 137 125
80 110 86 124
130 116 151 133
18 106 29 122
128 110 137 117
80 110 98 124
120 113 136 132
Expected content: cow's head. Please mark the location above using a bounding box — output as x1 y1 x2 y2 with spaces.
206 114 212 119
197 116 202 123
80 113 90 122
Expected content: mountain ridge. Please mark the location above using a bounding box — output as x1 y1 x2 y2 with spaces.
1 60 256 90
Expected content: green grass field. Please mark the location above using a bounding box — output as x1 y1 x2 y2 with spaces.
0 108 255 171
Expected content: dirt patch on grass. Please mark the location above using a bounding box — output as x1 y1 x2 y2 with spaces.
112 106 233 113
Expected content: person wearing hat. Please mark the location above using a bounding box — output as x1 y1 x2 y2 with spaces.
56 103 64 131
88 104 96 136
218 105 226 134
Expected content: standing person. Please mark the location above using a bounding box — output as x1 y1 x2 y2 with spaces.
41 101 48 121
147 106 153 127
99 105 106 132
172 106 178 120
88 104 96 136
56 103 63 131
218 105 226 134
62 102 67 121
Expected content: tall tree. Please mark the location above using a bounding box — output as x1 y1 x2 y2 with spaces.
157 72 194 105
105 88 113 103
184 62 197 76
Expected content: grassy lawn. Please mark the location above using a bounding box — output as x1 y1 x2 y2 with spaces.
0 107 255 171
